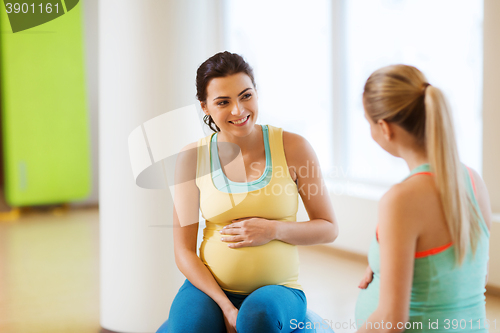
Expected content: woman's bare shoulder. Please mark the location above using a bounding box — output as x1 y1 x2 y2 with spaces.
379 176 439 233
282 130 317 163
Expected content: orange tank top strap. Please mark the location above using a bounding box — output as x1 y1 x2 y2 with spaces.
375 168 453 258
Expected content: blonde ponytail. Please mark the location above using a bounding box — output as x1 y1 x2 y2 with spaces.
424 86 480 264
363 64 481 265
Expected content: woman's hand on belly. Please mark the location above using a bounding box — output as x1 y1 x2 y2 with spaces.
219 217 277 248
358 265 374 289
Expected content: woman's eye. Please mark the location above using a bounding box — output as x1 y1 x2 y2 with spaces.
242 93 252 99
217 100 228 106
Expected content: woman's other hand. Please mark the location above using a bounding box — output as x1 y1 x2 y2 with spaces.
220 217 276 248
223 306 239 333
358 265 374 289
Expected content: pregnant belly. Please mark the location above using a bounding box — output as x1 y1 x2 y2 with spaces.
200 236 300 294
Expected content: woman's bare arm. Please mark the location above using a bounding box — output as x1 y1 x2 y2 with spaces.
172 143 236 316
273 131 338 245
356 184 418 333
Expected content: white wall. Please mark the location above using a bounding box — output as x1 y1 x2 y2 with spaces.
483 0 500 214
98 1 223 331
481 0 500 289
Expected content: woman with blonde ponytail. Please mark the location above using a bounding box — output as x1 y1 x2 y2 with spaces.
354 65 492 333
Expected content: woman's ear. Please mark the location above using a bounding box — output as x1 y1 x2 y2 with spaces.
378 119 393 141
200 101 209 116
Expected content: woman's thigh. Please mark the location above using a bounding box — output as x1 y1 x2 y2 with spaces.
157 279 226 333
236 285 307 333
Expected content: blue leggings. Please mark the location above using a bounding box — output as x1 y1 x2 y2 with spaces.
157 279 307 333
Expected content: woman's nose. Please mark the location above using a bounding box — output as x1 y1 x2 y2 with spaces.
231 103 244 116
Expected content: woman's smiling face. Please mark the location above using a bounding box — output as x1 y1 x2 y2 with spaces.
201 72 258 136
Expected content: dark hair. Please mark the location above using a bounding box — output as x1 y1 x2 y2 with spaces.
196 51 256 132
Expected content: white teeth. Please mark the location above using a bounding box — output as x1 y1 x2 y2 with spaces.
231 115 248 124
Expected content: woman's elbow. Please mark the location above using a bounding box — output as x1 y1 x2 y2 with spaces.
325 219 339 243
381 311 410 333
173 247 195 271
173 250 184 271
392 318 411 333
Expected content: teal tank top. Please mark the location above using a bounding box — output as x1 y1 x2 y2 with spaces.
210 124 272 193
355 163 490 332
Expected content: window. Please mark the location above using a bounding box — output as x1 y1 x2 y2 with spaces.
344 0 484 185
224 0 483 190
224 0 333 172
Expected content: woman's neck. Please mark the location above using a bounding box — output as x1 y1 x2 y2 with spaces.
217 124 262 155
399 146 429 172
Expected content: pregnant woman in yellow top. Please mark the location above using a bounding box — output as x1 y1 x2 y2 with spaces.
157 51 338 333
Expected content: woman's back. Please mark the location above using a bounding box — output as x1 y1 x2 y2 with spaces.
356 164 490 332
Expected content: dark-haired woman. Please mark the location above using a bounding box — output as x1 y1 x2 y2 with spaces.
355 65 491 332
156 51 338 333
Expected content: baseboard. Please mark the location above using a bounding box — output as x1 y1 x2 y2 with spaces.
100 328 134 333
101 328 121 333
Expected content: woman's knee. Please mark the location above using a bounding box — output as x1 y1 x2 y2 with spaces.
162 280 226 333
236 285 306 333
237 306 284 333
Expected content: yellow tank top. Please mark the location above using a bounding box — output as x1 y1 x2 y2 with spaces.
195 124 302 294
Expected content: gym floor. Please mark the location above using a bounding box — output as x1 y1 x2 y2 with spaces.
0 207 499 333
